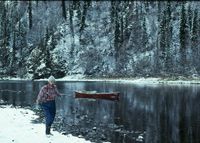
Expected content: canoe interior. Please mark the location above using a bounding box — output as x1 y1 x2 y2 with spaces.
75 91 120 101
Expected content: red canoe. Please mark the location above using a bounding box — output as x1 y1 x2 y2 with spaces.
75 91 120 101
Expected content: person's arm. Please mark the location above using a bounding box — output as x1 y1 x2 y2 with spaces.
36 86 44 104
54 85 62 96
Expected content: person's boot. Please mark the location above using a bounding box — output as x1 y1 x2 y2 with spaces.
46 126 51 135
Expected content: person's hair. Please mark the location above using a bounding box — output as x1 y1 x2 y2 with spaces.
48 75 56 84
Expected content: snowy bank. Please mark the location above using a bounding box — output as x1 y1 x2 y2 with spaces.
2 75 200 85
0 105 93 143
47 76 200 85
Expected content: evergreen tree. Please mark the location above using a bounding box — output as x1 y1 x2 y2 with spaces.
44 27 52 77
9 30 17 76
69 2 74 39
16 16 28 78
31 28 51 79
187 4 193 32
159 4 167 73
69 2 75 56
157 1 162 22
28 1 32 29
110 1 115 24
165 2 173 74
73 1 81 19
179 4 189 74
61 0 67 20
141 17 148 52
157 2 173 75
0 3 10 76
110 1 127 75
27 45 43 79
191 9 199 72
80 1 89 33
114 12 120 58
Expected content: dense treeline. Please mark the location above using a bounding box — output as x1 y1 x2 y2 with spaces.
0 1 200 79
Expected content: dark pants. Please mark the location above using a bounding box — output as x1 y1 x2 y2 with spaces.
40 100 56 127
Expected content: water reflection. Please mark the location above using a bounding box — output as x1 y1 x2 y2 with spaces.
0 81 200 143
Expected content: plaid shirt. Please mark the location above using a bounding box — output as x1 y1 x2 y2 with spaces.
37 84 61 103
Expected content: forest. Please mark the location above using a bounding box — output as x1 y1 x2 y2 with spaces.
0 1 200 79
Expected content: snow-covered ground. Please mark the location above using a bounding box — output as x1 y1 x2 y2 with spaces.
0 105 94 143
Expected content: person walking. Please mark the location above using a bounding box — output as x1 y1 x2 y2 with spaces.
36 75 62 135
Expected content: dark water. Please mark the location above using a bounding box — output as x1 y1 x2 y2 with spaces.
0 80 200 143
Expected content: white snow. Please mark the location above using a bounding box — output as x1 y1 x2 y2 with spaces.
0 105 93 143
1 76 200 85
54 77 200 85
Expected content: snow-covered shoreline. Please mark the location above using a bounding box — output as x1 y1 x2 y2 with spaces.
1 76 200 85
0 75 200 85
0 105 94 143
57 77 200 85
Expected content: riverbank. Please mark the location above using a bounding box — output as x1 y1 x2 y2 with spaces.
0 105 93 143
60 76 200 85
1 75 200 85
47 76 200 85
